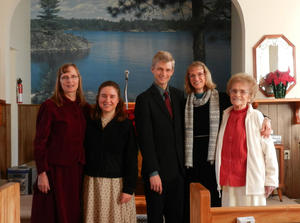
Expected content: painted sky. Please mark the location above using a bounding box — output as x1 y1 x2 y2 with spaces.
31 0 192 21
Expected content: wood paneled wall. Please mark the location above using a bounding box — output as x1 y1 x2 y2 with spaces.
258 103 300 198
0 102 11 178
18 104 40 165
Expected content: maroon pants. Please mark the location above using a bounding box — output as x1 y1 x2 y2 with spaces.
31 164 83 223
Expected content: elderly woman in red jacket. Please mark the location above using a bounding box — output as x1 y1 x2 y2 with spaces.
31 63 88 223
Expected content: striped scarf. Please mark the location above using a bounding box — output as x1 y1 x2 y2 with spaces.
184 89 220 167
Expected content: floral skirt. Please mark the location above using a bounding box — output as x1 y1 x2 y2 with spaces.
83 176 136 223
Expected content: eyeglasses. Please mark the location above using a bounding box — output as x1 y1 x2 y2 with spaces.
229 89 249 95
60 75 79 81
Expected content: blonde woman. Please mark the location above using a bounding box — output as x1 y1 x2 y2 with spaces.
184 61 231 208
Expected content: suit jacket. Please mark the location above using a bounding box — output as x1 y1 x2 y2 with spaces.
135 84 185 182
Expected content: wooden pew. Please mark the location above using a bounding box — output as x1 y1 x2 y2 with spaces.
0 181 20 223
190 183 300 223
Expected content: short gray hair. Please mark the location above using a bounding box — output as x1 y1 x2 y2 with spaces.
226 73 258 102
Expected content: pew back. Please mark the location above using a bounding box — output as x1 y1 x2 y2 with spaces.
0 181 20 223
190 183 300 223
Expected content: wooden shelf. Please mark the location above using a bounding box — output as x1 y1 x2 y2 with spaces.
252 98 300 124
253 98 300 103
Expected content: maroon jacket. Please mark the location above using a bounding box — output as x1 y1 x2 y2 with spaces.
34 97 87 174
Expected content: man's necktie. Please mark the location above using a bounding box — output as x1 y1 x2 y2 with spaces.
164 91 173 118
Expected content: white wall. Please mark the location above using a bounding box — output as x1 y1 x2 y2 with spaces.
11 0 31 166
0 0 30 102
232 0 300 98
0 0 30 166
10 0 31 104
231 1 244 75
0 0 17 101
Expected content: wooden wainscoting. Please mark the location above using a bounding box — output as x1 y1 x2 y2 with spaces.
0 102 11 178
18 104 40 165
257 103 300 198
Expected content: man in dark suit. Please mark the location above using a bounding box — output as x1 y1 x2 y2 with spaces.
135 51 185 223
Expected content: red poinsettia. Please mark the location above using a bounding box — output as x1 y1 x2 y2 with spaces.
265 68 295 86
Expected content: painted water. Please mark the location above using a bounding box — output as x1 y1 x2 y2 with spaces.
31 31 229 104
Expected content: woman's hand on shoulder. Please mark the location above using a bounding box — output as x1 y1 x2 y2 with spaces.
261 117 273 138
119 192 133 204
37 171 50 193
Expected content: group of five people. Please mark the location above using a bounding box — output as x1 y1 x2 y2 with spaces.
31 50 278 223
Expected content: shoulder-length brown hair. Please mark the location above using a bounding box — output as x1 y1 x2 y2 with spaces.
91 81 127 122
51 63 86 107
184 61 216 94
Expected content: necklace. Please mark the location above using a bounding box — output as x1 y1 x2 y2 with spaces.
101 117 111 128
101 112 115 128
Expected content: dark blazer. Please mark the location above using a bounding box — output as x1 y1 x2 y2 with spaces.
135 84 185 182
84 117 138 194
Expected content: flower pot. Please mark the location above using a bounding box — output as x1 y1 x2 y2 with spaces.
272 82 286 98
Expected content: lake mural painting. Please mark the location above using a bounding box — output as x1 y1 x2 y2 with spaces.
31 0 230 104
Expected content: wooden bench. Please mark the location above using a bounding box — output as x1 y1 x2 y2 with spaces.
190 183 300 223
0 181 20 223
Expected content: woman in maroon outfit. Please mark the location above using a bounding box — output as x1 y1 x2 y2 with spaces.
31 63 88 223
